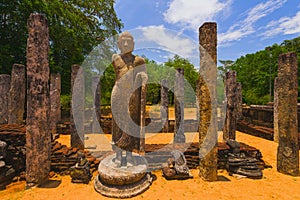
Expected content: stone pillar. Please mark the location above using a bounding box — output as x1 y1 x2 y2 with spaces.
50 73 61 138
273 78 279 143
0 75 11 124
223 71 237 140
174 68 185 143
8 64 26 124
92 76 101 133
161 79 169 133
26 14 51 187
236 82 243 121
276 52 299 176
198 22 218 181
70 64 85 149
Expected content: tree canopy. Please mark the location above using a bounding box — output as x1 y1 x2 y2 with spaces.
0 0 123 94
227 36 300 105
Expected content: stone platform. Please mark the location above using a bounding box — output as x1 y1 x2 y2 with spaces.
94 153 153 198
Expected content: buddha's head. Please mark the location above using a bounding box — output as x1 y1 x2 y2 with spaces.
118 31 134 54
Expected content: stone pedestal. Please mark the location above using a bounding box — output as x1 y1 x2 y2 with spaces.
0 75 11 124
94 153 153 198
174 68 185 143
276 52 299 176
26 14 51 187
8 64 26 124
198 22 218 181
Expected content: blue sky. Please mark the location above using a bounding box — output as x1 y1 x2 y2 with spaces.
114 0 300 67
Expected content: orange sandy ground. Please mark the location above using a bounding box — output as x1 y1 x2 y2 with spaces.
1 131 300 200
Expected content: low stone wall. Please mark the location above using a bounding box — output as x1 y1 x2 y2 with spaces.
242 104 300 131
0 125 26 174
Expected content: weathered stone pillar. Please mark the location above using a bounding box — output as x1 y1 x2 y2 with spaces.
276 52 299 176
26 14 51 187
223 71 237 140
8 64 26 124
0 75 11 124
236 82 243 121
161 79 169 133
70 64 85 149
50 73 61 138
198 22 218 181
174 68 185 143
273 78 279 143
92 76 101 133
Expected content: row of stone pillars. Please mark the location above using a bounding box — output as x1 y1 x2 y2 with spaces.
0 67 61 128
0 64 25 125
222 53 299 176
3 13 299 187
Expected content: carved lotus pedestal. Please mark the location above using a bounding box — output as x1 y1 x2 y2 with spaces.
94 153 153 198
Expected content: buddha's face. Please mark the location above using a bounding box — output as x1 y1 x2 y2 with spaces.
118 32 134 54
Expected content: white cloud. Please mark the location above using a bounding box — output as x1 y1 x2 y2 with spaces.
262 11 300 37
219 0 287 44
137 25 198 59
163 0 232 29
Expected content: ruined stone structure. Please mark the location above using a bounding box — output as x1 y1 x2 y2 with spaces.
161 79 169 133
276 52 299 176
50 73 61 139
226 140 262 179
174 68 185 143
26 14 51 187
162 150 192 179
70 64 85 149
8 64 26 125
223 71 237 140
198 22 218 181
0 75 11 124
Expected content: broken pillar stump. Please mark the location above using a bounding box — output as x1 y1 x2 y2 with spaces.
26 13 51 187
276 52 299 176
8 64 26 124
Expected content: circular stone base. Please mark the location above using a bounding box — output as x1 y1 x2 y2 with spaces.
94 153 153 198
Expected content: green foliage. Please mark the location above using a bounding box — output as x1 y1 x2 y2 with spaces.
100 64 116 105
227 37 300 105
99 55 199 105
0 0 122 94
164 55 198 105
60 94 71 112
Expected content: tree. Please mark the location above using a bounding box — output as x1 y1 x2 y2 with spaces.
228 36 300 105
0 0 123 94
